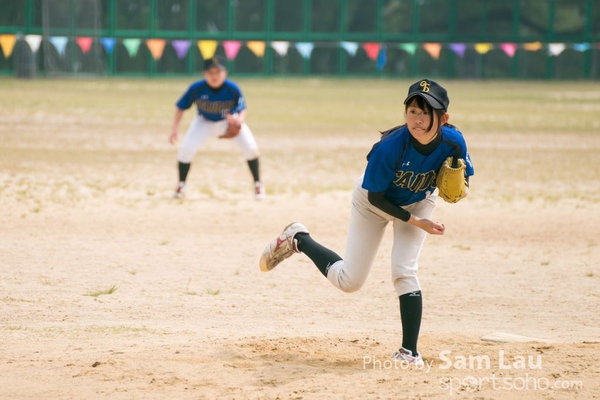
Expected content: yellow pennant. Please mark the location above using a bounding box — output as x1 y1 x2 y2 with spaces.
474 43 493 54
198 40 218 60
0 34 17 58
247 41 266 57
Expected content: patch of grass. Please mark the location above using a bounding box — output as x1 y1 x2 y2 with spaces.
2 297 35 303
206 288 221 296
234 268 241 276
128 270 137 275
39 276 53 286
585 272 594 278
159 239 169 246
540 261 550 266
84 284 118 297
186 278 198 296
453 244 471 251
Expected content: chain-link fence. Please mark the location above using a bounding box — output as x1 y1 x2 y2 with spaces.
0 0 598 78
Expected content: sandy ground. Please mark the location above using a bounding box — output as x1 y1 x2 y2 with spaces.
1 78 599 399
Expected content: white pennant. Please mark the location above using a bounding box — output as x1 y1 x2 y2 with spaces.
548 43 566 56
271 41 290 56
25 35 42 53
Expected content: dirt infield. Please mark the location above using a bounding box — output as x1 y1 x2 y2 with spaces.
1 78 599 399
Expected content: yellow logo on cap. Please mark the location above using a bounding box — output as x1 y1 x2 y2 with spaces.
420 80 430 93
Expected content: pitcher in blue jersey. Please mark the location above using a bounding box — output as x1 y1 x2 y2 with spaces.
169 56 264 199
260 79 474 366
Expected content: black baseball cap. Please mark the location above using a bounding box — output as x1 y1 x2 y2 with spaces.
203 55 227 71
404 78 449 111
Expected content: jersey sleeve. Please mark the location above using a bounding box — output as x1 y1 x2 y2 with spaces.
175 85 195 110
444 126 474 177
456 134 475 177
362 138 401 193
228 82 246 113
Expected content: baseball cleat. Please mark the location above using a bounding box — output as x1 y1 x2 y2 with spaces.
259 222 309 272
254 181 265 200
391 347 424 367
173 182 186 199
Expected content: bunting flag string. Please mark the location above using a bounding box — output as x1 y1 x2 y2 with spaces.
25 35 42 53
171 40 190 59
76 37 93 54
2 36 597 65
0 34 17 58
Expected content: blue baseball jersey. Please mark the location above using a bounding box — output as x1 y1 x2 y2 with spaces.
362 124 474 206
176 79 246 121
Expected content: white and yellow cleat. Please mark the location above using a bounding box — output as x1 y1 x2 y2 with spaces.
259 222 309 272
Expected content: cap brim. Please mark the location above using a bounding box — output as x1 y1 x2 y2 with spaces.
404 93 445 110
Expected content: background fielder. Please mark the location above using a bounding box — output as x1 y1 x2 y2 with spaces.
169 56 264 199
260 79 474 366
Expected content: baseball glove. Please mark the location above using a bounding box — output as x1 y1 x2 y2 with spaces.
220 120 242 139
436 157 467 203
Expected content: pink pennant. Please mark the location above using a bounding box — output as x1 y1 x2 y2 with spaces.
76 37 93 54
501 43 517 58
363 43 380 61
223 41 242 60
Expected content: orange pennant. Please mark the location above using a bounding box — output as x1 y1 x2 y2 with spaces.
423 43 442 60
0 34 17 58
146 39 166 60
247 41 266 57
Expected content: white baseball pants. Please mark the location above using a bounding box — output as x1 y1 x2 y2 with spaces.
177 115 260 163
326 175 437 296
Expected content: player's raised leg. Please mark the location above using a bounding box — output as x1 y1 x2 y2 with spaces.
260 178 391 294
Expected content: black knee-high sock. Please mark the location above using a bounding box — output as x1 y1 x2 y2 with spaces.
178 162 191 183
295 233 342 277
399 291 423 356
247 158 260 182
